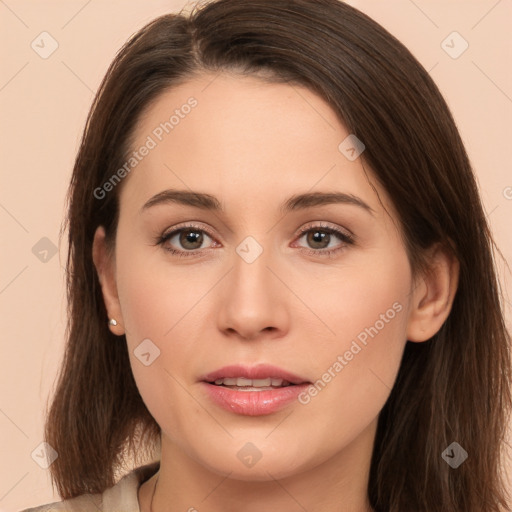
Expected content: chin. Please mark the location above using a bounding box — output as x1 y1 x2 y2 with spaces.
196 445 311 482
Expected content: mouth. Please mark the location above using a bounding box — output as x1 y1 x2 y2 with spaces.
206 376 297 391
199 364 312 416
200 363 310 387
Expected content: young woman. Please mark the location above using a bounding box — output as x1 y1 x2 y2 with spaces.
22 0 512 510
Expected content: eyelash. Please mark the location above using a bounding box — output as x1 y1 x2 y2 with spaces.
155 222 355 259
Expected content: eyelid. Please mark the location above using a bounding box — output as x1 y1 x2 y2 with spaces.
160 221 353 242
160 221 216 241
295 221 354 239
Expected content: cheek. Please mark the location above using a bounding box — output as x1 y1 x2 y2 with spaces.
299 242 410 348
113 231 220 421
114 226 204 342
295 248 411 439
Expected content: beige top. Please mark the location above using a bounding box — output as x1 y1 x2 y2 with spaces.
20 461 160 512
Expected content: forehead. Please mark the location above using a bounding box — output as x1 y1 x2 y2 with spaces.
132 72 343 157
120 72 390 219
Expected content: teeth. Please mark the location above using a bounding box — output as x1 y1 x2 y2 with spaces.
213 377 289 387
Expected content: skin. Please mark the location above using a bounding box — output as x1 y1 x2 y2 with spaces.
93 73 459 512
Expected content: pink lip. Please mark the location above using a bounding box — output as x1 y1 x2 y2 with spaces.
199 364 311 416
200 364 309 385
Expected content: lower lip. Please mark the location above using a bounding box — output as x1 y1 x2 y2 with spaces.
200 382 310 416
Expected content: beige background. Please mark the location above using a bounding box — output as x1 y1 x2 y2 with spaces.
1 1 511 510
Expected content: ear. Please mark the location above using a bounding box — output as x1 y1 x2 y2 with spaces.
406 244 459 342
92 225 125 336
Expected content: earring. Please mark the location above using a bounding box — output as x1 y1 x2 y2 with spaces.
109 318 118 326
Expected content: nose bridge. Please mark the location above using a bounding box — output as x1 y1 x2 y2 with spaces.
217 231 288 338
231 233 276 299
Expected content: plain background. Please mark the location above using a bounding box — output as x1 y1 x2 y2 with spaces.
1 1 511 510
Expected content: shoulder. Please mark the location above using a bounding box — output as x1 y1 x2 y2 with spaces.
20 461 160 512
20 492 102 511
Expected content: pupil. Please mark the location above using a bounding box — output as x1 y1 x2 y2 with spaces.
309 231 328 248
181 230 202 249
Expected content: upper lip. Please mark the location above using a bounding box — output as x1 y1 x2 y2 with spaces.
200 364 310 385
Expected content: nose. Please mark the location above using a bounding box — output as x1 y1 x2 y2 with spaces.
216 243 290 341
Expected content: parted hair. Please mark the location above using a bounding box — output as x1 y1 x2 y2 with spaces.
45 0 512 510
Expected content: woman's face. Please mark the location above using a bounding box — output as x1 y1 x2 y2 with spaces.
99 73 419 481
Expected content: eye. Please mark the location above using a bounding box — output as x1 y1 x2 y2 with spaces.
155 221 355 259
156 223 218 258
294 223 355 258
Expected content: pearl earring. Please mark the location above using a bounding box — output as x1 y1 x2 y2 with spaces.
109 318 118 326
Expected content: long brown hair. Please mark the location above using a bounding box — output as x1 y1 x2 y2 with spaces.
45 0 512 510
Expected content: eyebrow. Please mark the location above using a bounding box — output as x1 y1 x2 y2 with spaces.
140 189 375 216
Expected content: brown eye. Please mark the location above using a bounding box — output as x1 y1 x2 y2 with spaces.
176 229 205 250
304 229 332 249
292 223 355 259
158 224 216 257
